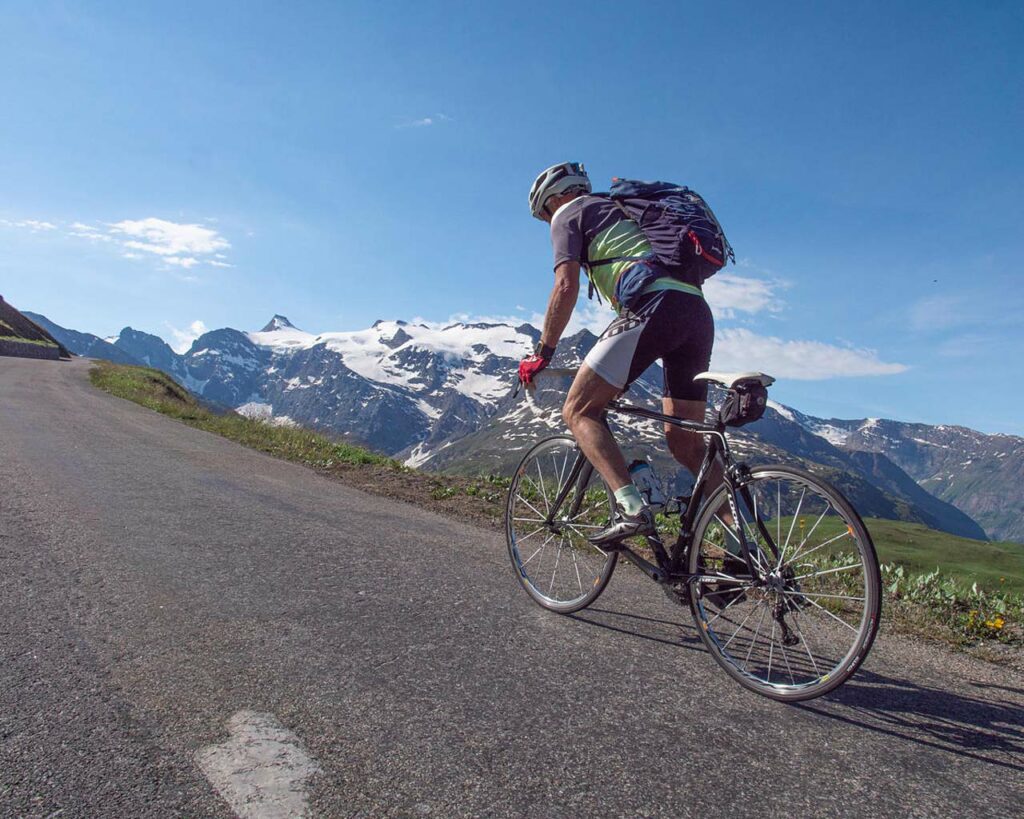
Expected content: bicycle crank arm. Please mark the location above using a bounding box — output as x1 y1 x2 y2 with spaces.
614 546 668 583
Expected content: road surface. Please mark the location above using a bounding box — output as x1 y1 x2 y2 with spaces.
1 357 1021 817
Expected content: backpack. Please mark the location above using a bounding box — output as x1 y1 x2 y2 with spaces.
602 178 735 286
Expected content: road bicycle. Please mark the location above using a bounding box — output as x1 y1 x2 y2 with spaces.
505 369 881 702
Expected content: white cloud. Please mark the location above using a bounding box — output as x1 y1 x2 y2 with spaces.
111 217 230 258
164 256 200 269
68 221 114 242
704 273 784 319
166 319 209 353
61 215 234 271
1 218 57 231
711 327 907 380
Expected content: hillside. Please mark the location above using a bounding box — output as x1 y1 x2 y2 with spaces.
0 296 70 359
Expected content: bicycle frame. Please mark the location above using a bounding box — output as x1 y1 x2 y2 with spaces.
540 397 783 590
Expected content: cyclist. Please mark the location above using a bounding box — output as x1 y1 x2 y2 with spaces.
518 161 721 545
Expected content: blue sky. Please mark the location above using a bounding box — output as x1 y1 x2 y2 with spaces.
2 1 1022 433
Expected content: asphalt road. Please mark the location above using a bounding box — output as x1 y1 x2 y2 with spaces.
1 356 1022 818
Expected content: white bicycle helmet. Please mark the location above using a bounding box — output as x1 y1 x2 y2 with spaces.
528 162 591 220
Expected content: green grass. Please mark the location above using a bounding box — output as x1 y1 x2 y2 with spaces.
865 518 1024 593
89 361 395 469
0 334 57 347
780 515 1024 593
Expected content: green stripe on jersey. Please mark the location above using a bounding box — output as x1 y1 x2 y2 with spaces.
586 220 652 304
640 277 704 299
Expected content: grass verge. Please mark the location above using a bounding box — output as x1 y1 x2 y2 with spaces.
1 334 58 347
90 361 393 467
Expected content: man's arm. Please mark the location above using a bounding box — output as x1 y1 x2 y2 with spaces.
540 261 581 351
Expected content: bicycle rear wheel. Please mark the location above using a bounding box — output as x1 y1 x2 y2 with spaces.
506 435 617 613
687 465 881 701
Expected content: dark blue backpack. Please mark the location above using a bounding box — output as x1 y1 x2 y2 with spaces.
605 178 735 286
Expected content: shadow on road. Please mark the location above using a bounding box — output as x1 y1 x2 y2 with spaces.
797 668 1024 773
569 605 1023 773
567 607 705 652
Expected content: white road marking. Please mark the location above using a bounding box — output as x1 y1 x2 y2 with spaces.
196 711 320 818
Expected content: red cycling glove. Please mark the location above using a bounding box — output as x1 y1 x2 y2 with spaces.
518 354 549 386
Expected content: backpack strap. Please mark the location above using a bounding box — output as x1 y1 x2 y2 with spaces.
586 199 649 269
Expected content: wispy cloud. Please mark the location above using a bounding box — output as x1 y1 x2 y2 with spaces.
62 216 233 273
0 218 58 231
165 319 209 353
908 294 965 332
711 327 907 380
8 213 235 274
397 112 452 129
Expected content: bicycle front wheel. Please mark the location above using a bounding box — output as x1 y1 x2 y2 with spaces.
506 435 617 613
688 465 881 701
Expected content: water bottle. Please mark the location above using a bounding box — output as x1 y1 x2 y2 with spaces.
628 459 667 512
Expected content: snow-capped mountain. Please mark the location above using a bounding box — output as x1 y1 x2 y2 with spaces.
34 311 1024 543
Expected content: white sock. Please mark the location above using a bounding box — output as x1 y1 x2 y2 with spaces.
614 484 644 516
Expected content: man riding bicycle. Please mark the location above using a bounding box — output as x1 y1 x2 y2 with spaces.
518 161 723 546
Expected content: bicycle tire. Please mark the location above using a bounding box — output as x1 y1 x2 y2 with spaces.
505 435 618 613
687 464 881 701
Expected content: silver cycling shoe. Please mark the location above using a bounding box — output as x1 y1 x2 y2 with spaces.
588 505 656 547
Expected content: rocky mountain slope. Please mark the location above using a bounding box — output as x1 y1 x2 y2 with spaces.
25 311 140 365
35 311 1021 543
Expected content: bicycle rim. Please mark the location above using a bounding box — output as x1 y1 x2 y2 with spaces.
688 465 881 701
505 436 617 613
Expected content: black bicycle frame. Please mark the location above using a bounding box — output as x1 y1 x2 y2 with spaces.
539 398 777 588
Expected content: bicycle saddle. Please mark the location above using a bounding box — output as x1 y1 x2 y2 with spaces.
693 371 775 389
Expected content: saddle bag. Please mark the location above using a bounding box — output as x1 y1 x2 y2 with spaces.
719 382 768 427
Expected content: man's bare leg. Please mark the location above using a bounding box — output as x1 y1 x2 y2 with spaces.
663 397 725 499
562 364 630 491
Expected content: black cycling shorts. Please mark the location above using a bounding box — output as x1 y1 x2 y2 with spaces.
583 289 714 401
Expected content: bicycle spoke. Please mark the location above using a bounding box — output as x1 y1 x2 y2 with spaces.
521 533 554 568
513 516 546 523
536 461 551 514
515 493 548 522
786 528 850 566
779 632 797 686
800 595 860 632
779 500 831 570
743 602 770 671
782 589 865 602
706 588 749 626
790 609 821 677
776 481 782 556
793 563 862 582
549 540 561 593
722 602 760 651
515 525 547 546
570 543 584 594
782 487 806 557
